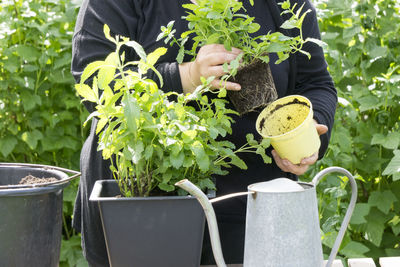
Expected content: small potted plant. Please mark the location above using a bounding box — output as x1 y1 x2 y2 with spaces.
76 25 270 266
158 0 323 115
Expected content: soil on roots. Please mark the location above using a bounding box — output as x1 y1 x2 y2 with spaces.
228 58 278 115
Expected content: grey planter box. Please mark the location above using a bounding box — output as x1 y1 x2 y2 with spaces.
90 180 213 267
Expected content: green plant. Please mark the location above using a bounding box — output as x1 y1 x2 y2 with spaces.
158 0 322 76
304 0 400 262
76 25 271 197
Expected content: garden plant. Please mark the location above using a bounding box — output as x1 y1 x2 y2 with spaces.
158 0 324 114
305 0 400 262
76 25 271 197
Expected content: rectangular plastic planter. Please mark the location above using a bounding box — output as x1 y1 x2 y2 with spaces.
90 180 212 267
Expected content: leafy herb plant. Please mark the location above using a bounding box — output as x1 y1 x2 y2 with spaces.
76 25 271 197
159 0 321 75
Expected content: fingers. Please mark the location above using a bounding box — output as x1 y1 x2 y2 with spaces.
272 150 318 176
189 44 242 90
316 124 328 135
199 44 242 55
210 79 241 91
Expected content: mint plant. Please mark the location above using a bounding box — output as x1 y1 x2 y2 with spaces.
159 0 322 75
76 25 271 197
158 0 324 115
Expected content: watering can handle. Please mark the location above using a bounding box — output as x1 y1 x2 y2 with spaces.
311 167 357 267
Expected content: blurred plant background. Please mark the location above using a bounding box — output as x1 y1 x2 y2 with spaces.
0 0 398 266
0 0 88 266
305 0 400 263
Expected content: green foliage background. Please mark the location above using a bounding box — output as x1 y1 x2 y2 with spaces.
304 0 400 263
0 0 398 265
0 0 88 266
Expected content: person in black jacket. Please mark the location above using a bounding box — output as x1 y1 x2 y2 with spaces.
71 0 337 265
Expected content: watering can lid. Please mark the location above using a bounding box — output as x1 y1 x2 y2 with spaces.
249 178 305 193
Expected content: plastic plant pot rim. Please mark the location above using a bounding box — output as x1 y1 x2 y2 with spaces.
89 179 216 202
257 95 314 140
0 163 80 196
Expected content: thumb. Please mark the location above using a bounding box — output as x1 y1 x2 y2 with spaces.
316 124 328 136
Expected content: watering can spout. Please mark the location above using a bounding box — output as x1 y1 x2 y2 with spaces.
175 179 228 267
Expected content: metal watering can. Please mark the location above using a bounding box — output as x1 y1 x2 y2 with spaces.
176 167 357 267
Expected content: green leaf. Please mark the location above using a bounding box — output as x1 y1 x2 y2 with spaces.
80 61 105 84
147 47 167 66
357 95 381 112
364 208 388 246
280 20 297 30
206 33 221 44
0 136 18 157
158 182 175 192
305 37 327 49
230 154 247 169
144 145 154 160
170 151 185 169
75 84 97 103
125 40 147 61
21 130 43 150
15 45 41 61
182 130 197 143
368 190 397 214
340 241 370 258
199 178 216 190
127 142 144 164
383 150 400 177
96 117 108 134
368 45 388 58
191 141 209 172
223 39 232 51
20 92 41 111
103 24 115 43
343 25 362 40
371 132 400 150
350 203 370 225
98 52 118 89
122 94 140 133
248 23 260 33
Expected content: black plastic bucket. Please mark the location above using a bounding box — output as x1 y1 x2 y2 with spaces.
0 164 71 267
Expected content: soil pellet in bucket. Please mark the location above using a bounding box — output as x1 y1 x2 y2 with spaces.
18 174 58 185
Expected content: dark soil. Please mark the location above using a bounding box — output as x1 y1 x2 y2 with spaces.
18 174 58 185
268 97 309 115
258 97 310 133
228 57 278 115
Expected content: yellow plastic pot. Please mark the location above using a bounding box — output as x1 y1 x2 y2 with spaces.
256 95 320 164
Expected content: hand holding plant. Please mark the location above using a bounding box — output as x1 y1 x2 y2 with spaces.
180 44 243 93
159 0 325 114
76 25 271 197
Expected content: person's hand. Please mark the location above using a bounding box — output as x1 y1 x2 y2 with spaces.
271 121 328 175
179 44 242 94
